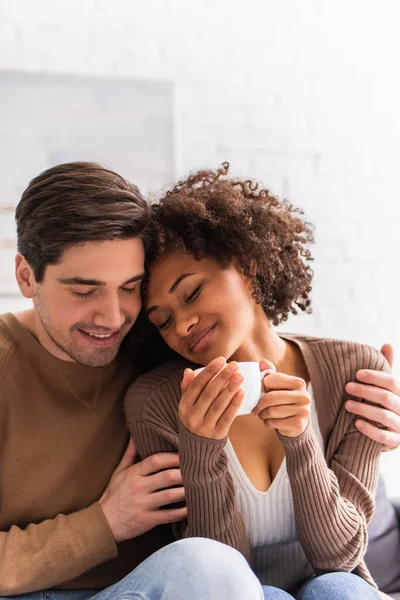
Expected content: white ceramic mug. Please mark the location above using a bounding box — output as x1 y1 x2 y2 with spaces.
193 361 268 415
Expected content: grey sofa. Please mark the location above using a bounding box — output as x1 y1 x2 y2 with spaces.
367 479 400 600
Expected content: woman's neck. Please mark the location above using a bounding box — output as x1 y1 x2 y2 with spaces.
231 309 309 383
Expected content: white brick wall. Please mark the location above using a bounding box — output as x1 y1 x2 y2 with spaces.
0 0 399 492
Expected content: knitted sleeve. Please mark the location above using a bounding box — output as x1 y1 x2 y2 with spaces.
124 362 250 561
279 341 389 580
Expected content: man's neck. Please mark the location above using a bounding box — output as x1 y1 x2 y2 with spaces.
13 308 74 362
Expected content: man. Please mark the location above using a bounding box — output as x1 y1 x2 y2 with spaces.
0 162 264 600
0 162 399 600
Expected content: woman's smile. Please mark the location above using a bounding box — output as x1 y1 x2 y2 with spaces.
188 323 217 355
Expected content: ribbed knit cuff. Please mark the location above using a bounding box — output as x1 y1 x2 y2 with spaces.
178 420 227 484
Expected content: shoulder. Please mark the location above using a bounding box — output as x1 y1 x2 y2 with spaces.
0 314 16 371
281 333 390 380
124 358 194 427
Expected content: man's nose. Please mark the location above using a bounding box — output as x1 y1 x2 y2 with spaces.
92 294 126 330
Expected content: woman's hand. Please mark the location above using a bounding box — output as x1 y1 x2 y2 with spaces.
179 357 244 440
252 359 311 438
345 343 400 449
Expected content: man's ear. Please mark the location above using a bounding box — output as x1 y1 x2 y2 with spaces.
15 254 36 299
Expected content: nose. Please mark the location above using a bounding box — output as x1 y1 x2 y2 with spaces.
92 293 126 331
175 312 199 338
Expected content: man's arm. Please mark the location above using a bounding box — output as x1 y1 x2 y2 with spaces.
345 344 400 449
0 440 186 596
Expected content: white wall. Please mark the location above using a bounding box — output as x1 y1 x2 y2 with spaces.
0 0 399 492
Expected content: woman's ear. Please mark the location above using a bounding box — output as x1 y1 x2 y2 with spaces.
249 259 257 277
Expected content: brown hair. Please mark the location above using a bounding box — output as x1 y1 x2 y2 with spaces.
15 162 150 282
146 162 314 326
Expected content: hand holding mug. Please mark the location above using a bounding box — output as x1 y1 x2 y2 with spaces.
179 357 245 440
252 359 311 438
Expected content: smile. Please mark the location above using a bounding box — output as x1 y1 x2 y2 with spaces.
86 332 114 339
189 324 217 354
78 329 121 348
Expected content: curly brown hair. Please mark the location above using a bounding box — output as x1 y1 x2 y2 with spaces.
145 162 314 326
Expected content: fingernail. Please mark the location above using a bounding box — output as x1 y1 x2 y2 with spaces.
357 370 367 379
215 357 226 368
346 401 354 410
232 373 243 383
227 361 238 372
346 382 356 393
356 419 365 429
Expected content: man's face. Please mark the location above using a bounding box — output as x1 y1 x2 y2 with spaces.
30 238 145 366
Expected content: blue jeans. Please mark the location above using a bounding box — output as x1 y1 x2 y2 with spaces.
1 538 264 600
262 572 382 599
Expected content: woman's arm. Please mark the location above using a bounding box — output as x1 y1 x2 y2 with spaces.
254 350 389 573
279 349 390 573
124 360 250 561
279 419 381 572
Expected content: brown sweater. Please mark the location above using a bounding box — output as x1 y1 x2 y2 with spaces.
0 313 172 596
125 334 390 588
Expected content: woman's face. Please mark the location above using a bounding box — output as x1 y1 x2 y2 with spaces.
146 250 260 365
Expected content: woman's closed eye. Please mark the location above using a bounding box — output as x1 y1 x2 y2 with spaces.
155 285 202 330
185 285 202 303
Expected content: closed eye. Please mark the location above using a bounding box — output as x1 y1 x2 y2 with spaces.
185 285 201 303
158 316 172 331
157 285 202 331
73 291 94 299
73 286 138 300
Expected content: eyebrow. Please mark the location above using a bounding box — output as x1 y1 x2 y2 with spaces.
57 273 145 286
147 272 197 316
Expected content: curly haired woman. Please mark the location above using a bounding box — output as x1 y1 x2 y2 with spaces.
125 163 390 600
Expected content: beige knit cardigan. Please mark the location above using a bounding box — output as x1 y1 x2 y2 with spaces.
125 335 390 588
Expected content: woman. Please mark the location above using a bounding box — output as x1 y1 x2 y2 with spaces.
124 163 389 599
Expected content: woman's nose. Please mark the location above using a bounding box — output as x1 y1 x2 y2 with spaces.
176 314 198 337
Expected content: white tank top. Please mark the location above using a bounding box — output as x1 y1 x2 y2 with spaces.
225 386 324 592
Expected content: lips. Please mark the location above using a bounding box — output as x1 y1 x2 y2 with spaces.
188 324 216 354
77 329 121 348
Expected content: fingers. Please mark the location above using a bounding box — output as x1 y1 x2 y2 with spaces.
257 401 308 422
137 452 181 476
380 343 395 368
182 362 241 422
180 356 226 409
145 467 183 492
345 400 400 431
154 506 188 525
180 368 195 394
354 419 400 449
253 387 309 417
184 373 244 437
259 359 277 372
215 389 245 431
261 372 307 392
202 371 243 422
149 486 186 509
345 381 400 413
114 437 137 474
353 370 400 396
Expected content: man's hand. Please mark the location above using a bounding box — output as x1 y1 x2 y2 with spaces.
99 438 187 543
345 344 400 449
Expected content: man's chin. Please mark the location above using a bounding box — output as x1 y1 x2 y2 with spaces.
68 345 121 367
